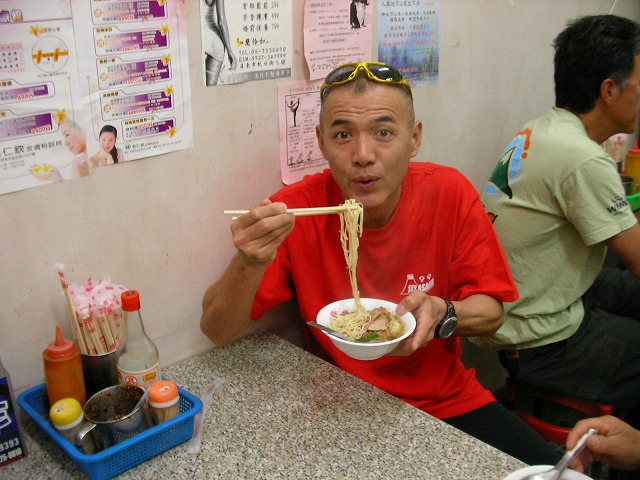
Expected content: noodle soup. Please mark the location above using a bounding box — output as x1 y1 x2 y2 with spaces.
315 298 416 361
329 306 405 343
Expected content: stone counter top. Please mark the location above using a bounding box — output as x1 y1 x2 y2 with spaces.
6 333 526 479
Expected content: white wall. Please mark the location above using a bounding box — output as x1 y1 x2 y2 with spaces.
1 0 638 393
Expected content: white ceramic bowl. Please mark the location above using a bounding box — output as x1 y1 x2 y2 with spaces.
502 465 593 480
315 298 416 361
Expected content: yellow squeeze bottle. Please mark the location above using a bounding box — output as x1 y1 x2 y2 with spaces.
624 140 640 194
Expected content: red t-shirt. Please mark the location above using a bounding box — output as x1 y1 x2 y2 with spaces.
252 163 518 419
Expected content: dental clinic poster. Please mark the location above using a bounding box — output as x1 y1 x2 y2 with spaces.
0 0 193 196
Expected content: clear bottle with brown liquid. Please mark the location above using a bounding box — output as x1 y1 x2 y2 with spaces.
116 290 161 390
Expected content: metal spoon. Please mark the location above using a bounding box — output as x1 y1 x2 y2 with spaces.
524 428 598 480
133 387 150 412
306 321 354 341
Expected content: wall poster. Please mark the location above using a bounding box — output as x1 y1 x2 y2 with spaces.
377 0 439 87
200 0 293 86
0 0 193 196
303 0 374 81
277 78 326 185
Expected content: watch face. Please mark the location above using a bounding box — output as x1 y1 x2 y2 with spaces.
436 300 457 339
438 317 458 339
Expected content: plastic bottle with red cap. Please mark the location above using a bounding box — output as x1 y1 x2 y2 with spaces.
42 326 86 407
116 290 161 390
624 140 640 194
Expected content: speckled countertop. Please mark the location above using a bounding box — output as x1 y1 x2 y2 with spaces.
6 333 526 479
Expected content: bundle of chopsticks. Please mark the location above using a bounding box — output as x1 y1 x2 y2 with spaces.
54 264 127 355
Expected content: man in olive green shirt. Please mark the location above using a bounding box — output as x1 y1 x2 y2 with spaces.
476 106 635 351
473 15 640 421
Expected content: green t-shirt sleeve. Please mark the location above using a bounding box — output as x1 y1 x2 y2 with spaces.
561 156 636 246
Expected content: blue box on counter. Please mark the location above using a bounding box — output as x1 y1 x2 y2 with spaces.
0 374 25 467
17 383 202 480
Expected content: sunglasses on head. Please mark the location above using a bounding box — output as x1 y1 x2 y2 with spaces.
320 62 413 99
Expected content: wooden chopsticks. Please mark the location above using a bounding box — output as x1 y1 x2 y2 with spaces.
224 205 357 217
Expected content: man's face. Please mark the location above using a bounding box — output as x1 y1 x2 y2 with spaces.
316 83 422 228
611 53 640 134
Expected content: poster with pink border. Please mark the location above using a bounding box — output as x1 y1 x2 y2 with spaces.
277 78 326 185
303 0 373 81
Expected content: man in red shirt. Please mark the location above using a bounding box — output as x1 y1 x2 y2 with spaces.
201 62 559 464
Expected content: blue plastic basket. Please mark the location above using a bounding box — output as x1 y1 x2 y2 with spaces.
17 383 202 480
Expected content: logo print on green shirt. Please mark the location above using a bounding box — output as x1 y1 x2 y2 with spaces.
486 128 532 200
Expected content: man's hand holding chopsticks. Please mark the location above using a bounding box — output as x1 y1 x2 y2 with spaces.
230 199 295 267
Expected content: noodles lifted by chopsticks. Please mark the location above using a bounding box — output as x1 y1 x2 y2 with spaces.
328 200 404 343
339 199 365 313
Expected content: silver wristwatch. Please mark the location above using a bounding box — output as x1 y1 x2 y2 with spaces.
435 299 458 339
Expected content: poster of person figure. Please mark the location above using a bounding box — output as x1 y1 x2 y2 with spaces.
29 117 88 183
202 0 237 85
39 122 124 181
90 125 124 166
350 0 369 29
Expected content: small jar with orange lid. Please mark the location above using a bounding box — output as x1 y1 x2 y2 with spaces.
148 380 179 424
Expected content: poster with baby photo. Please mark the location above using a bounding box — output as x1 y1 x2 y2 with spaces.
0 0 194 196
0 0 85 195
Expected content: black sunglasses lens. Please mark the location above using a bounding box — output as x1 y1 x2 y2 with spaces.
367 64 403 82
325 65 357 85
